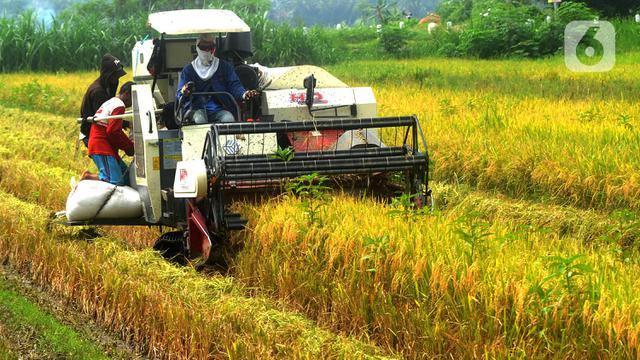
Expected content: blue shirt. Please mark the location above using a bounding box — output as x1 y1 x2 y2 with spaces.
176 59 246 114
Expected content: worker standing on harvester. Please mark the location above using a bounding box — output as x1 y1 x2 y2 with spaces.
79 54 127 147
176 33 258 123
81 82 135 185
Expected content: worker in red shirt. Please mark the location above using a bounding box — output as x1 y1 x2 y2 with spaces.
82 81 135 185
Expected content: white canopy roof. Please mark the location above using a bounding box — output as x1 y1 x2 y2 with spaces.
148 9 250 35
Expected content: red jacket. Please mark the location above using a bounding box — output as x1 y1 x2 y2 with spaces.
88 97 133 160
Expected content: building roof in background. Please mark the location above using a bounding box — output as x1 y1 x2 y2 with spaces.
419 13 441 24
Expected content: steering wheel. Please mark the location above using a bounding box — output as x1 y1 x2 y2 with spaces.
175 86 243 126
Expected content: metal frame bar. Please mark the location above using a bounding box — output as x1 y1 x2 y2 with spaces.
226 146 409 163
214 116 416 135
211 115 429 182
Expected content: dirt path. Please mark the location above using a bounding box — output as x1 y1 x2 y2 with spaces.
0 265 145 360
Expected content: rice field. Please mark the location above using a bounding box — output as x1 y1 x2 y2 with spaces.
0 54 639 358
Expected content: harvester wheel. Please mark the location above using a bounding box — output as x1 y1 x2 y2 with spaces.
203 130 225 233
153 231 187 264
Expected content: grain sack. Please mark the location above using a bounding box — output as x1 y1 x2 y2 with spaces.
66 180 143 221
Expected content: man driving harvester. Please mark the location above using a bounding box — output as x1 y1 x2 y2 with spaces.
176 33 258 123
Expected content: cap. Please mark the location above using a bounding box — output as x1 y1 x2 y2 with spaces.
101 53 127 78
197 33 215 45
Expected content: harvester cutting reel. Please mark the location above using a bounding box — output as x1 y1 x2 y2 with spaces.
199 115 432 237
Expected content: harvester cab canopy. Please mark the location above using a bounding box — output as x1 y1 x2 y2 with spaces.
134 9 255 107
148 9 250 35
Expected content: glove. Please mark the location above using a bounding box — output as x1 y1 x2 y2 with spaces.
243 89 259 100
124 147 135 157
181 81 195 97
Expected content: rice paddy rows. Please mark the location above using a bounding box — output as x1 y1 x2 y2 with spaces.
1 103 632 248
2 55 640 357
0 99 394 359
3 59 640 212
2 104 640 357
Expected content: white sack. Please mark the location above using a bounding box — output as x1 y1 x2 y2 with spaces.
66 180 143 221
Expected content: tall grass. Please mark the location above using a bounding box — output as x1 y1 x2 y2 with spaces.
2 7 637 72
613 18 640 54
0 12 144 72
0 10 341 71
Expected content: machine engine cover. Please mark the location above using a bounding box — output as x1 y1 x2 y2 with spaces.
173 160 208 198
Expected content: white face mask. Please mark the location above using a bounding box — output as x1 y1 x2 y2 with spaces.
196 47 215 66
192 47 219 81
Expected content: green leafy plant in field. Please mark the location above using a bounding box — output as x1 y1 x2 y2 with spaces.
544 254 594 294
577 107 601 123
528 254 595 317
387 193 427 221
272 146 295 192
454 210 492 264
286 173 331 226
438 98 457 117
271 146 295 162
609 210 640 245
361 235 391 274
480 105 507 130
602 210 640 264
411 68 439 89
618 114 634 131
379 27 408 55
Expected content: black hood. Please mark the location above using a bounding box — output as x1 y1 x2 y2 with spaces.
100 53 126 82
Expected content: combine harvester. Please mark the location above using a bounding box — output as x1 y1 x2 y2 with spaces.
61 9 431 263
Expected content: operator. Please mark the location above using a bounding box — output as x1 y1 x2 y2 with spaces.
81 81 135 185
176 33 258 124
79 53 128 147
